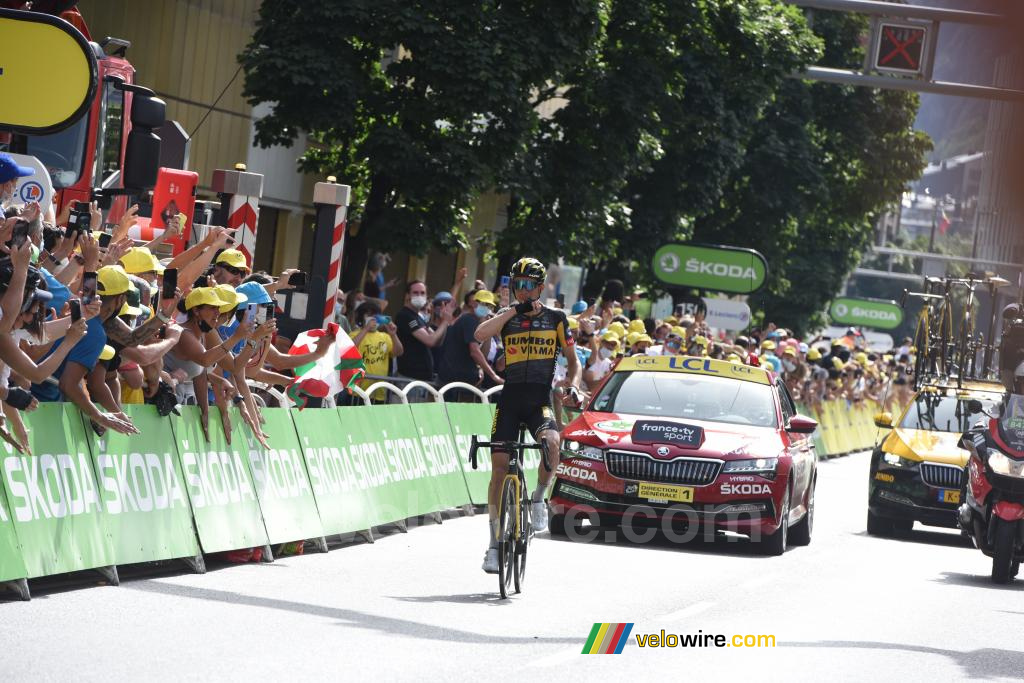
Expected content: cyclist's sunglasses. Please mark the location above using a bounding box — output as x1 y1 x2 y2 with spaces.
512 278 540 291
218 264 245 276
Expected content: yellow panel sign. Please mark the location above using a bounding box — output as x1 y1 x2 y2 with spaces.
613 354 771 385
638 482 693 503
0 9 97 133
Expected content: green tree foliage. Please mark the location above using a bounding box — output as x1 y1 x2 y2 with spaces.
693 11 931 335
500 1 821 278
240 0 601 289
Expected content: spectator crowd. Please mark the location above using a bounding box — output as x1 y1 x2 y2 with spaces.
0 151 911 458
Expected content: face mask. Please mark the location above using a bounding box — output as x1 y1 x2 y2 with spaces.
334 302 343 317
410 295 427 309
666 340 681 352
782 359 797 372
599 347 613 360
474 304 490 318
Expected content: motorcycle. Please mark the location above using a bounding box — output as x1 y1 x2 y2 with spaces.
958 394 1024 584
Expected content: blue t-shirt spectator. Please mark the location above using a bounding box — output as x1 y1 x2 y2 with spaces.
40 267 70 318
31 316 107 402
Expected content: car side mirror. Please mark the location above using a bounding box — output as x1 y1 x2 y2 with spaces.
873 412 893 428
966 399 983 415
787 415 817 434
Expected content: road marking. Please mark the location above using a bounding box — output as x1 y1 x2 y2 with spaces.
658 600 716 623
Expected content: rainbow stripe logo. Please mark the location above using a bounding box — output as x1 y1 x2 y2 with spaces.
582 622 634 654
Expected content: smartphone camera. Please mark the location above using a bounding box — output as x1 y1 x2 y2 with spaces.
68 201 91 233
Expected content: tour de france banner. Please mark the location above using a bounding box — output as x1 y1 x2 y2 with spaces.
444 402 540 505
168 406 270 553
292 407 378 536
84 404 200 566
244 407 324 545
408 402 473 510
0 403 114 578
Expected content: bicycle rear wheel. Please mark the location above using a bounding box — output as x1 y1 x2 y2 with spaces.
513 477 530 594
497 478 516 599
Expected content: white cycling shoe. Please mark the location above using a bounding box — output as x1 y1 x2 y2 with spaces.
531 500 548 533
482 547 499 574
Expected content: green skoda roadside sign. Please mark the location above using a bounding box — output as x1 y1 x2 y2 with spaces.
829 297 903 330
652 243 768 294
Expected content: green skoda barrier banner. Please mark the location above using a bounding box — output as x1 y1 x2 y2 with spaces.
0 478 27 582
84 405 200 566
244 407 324 544
408 403 473 509
293 408 377 535
353 404 446 523
444 403 541 505
169 406 269 553
0 403 114 578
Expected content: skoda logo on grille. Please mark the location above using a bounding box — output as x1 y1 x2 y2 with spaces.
656 446 670 456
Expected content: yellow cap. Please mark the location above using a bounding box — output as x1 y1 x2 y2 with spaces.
664 316 678 325
96 265 132 296
567 317 579 330
637 334 653 344
98 345 116 362
474 289 497 306
608 321 626 337
832 357 845 370
693 335 709 347
625 332 641 346
761 339 776 350
601 331 620 343
213 284 247 313
782 346 797 356
669 325 686 339
118 301 142 317
120 247 165 274
628 319 646 334
726 353 742 364
185 287 230 311
215 248 250 271
807 348 822 361
612 307 623 317
855 352 869 365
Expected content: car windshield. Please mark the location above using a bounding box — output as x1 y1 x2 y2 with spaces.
899 393 1000 433
25 115 90 189
591 371 778 428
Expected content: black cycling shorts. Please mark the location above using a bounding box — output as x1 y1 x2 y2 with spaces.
491 384 557 446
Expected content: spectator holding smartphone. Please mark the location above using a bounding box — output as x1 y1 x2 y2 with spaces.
352 301 403 402
395 281 452 388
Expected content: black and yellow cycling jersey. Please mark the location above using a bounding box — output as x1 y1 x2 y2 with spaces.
499 305 574 386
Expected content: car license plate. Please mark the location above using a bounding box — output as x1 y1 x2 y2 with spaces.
639 482 693 503
938 489 960 504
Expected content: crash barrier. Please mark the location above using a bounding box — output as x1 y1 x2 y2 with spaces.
0 399 505 599
0 389 881 598
797 398 884 458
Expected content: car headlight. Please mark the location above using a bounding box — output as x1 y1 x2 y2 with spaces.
723 458 778 479
561 439 604 461
880 452 919 469
988 452 1024 477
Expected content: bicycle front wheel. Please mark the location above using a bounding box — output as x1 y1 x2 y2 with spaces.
497 478 517 599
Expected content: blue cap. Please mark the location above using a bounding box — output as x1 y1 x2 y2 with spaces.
571 300 587 314
433 290 453 304
234 280 273 307
0 154 34 184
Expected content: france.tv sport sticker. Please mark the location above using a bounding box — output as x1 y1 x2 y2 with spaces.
631 420 704 448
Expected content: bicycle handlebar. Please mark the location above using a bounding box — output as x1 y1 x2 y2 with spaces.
469 435 552 471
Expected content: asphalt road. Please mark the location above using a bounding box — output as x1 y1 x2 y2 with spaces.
2 451 1022 682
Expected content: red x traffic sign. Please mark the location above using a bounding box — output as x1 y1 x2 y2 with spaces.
874 22 928 75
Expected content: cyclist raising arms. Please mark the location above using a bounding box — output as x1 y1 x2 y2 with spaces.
474 258 582 573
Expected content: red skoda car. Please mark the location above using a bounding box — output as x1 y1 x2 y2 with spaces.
550 355 818 555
